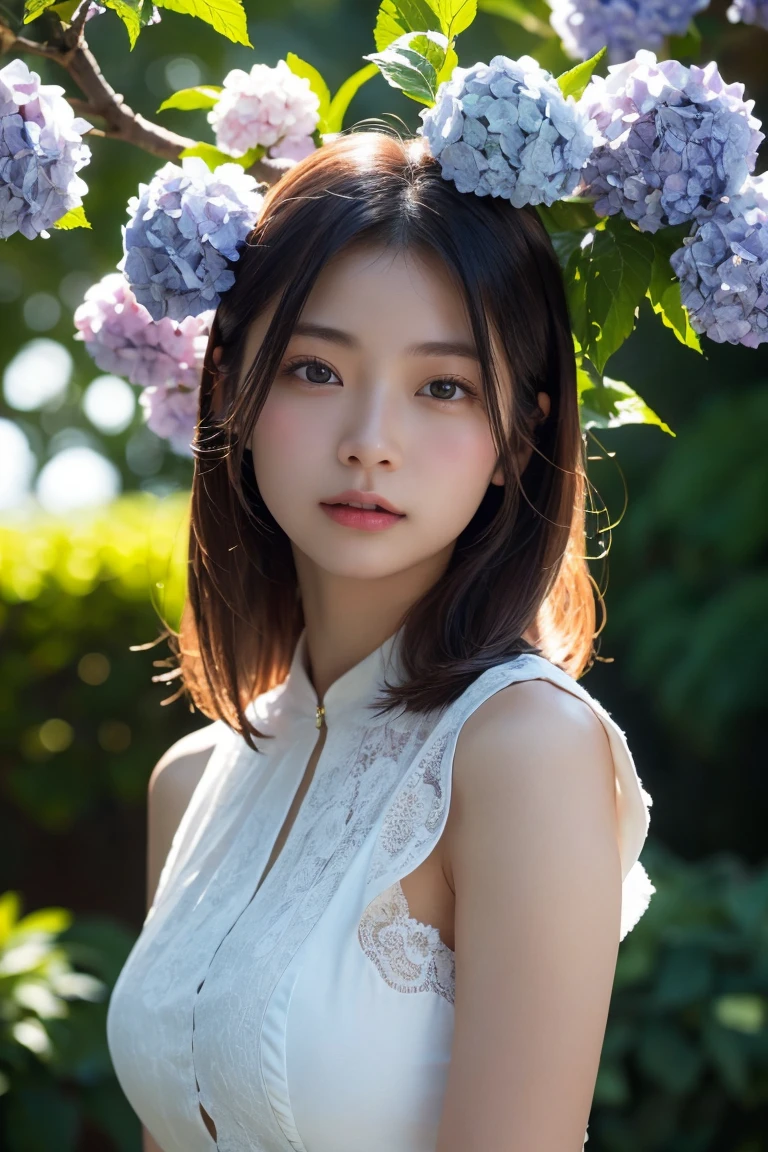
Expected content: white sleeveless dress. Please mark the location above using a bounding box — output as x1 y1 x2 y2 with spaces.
107 626 655 1152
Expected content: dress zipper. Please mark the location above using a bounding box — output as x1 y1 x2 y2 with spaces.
315 703 326 730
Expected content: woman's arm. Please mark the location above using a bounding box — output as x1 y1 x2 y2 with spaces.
141 725 218 1152
436 679 622 1152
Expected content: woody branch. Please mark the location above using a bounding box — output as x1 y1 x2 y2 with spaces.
0 14 289 182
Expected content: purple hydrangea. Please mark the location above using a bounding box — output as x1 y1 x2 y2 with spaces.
0 58 92 240
548 0 711 64
670 176 768 347
208 59 320 159
118 155 264 322
577 51 764 233
418 54 596 208
139 382 200 456
73 272 212 389
726 0 768 28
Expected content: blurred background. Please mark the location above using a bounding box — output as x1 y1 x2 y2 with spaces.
1 0 767 1148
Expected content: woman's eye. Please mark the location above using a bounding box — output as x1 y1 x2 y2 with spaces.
287 359 339 385
419 378 473 403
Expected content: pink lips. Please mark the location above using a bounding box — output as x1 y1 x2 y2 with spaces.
321 489 404 515
320 504 405 531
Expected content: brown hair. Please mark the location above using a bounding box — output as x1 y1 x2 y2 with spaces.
170 130 601 747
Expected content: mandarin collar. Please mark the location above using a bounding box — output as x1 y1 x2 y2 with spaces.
283 625 406 728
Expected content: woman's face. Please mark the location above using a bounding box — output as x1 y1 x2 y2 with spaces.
234 242 548 583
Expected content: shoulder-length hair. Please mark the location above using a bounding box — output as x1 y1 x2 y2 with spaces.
171 129 601 747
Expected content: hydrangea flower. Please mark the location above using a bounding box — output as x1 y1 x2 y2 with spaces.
139 383 200 456
670 176 768 347
418 54 596 207
118 155 264 322
208 59 320 159
578 51 764 233
548 0 711 64
73 272 212 390
726 0 768 29
0 58 92 240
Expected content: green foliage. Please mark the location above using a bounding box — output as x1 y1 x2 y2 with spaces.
373 0 476 50
476 0 554 39
556 46 606 100
178 140 265 169
326 63 380 133
365 29 453 105
52 206 91 232
578 361 675 437
647 226 702 353
156 84 223 112
152 0 251 45
567 216 656 374
0 494 191 831
285 53 332 129
0 893 140 1150
593 841 768 1148
609 383 768 760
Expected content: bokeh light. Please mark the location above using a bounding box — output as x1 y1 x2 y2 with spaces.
3 339 73 411
36 446 121 514
83 374 137 435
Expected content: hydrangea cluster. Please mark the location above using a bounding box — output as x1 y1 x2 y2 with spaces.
0 58 92 240
118 155 264 322
73 272 212 389
726 0 768 28
577 51 764 233
548 0 711 64
418 54 595 207
670 176 768 346
208 59 320 161
139 382 200 455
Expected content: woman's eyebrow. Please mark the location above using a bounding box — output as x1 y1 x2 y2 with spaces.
291 321 480 361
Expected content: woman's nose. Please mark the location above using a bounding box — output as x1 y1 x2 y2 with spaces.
336 390 403 471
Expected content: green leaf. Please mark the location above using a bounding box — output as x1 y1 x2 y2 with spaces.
14 907 73 937
102 0 144 48
557 46 606 100
374 0 444 50
157 85 223 113
577 365 675 437
48 0 83 21
326 63 379 133
285 53 332 131
23 0 58 23
0 892 21 946
647 226 702 353
476 0 554 39
365 31 450 106
428 0 477 37
153 0 251 46
179 141 265 170
568 216 655 373
52 205 92 231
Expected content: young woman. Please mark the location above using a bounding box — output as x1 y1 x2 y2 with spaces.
106 130 654 1152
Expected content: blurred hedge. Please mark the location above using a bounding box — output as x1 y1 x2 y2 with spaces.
0 494 191 833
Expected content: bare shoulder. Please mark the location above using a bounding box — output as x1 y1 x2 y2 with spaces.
459 674 610 757
443 674 617 889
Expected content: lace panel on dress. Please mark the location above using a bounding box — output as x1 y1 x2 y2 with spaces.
358 880 456 1005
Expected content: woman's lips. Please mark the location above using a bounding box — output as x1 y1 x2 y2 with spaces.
319 503 406 531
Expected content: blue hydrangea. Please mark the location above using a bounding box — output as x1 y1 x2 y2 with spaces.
548 0 711 64
577 51 764 233
670 176 768 347
418 54 596 208
0 58 92 240
726 0 768 29
118 156 265 322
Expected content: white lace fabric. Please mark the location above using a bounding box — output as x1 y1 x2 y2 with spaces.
106 628 653 1152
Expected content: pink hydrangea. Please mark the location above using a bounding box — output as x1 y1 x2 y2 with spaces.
73 272 212 390
208 59 320 158
139 383 199 456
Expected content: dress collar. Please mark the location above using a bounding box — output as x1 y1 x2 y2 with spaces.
283 625 406 728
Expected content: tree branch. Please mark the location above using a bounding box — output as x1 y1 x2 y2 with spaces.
0 17 292 182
